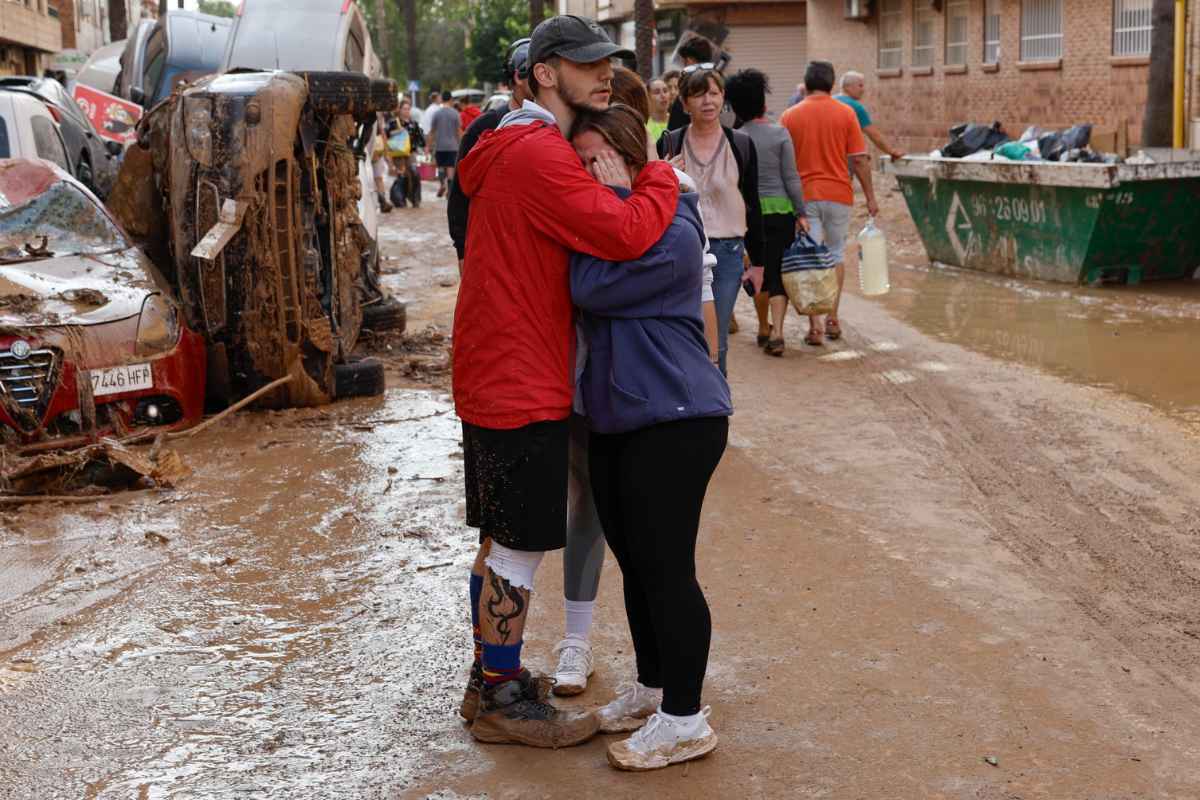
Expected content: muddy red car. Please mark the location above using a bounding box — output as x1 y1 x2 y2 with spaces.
0 159 205 448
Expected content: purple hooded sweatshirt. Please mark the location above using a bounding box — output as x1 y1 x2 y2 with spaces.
571 189 733 435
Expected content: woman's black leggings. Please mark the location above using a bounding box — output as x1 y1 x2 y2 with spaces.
588 416 728 716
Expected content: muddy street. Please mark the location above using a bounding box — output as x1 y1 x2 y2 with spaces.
4 182 1200 799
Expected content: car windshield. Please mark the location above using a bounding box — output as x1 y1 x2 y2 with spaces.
0 180 127 261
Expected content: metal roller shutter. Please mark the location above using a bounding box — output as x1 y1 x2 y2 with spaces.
723 25 808 120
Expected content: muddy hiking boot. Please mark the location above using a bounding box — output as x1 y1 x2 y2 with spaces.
459 665 554 722
459 662 485 721
471 671 600 747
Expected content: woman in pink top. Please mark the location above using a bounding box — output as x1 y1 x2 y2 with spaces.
657 67 764 377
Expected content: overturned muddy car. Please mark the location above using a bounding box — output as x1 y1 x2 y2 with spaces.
111 70 397 408
0 159 206 449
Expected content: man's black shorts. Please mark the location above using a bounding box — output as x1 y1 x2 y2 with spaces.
462 418 569 552
435 150 458 168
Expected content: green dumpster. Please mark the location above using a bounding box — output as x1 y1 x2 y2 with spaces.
884 155 1200 284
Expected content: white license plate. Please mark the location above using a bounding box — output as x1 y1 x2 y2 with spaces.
90 363 153 397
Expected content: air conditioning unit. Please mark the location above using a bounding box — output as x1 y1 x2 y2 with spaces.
844 0 872 19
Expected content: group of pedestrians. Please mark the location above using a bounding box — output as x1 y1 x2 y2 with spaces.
440 12 892 774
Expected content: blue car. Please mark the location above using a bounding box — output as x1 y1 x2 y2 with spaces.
115 10 233 109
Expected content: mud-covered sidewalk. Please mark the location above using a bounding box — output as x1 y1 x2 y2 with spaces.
4 184 1200 799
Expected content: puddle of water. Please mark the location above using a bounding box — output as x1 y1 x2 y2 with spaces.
0 390 475 798
819 350 864 362
868 261 1200 423
879 369 917 385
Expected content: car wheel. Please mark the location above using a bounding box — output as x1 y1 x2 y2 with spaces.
361 296 407 333
334 356 386 399
297 71 398 117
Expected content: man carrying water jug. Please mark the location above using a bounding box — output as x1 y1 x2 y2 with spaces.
781 61 880 346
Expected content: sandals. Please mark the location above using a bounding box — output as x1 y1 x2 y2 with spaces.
804 330 824 347
765 338 785 357
756 334 770 348
825 318 842 340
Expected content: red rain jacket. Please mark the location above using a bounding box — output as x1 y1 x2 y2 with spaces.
453 120 679 429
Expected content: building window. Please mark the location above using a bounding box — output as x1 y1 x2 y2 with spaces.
1021 0 1063 61
878 0 904 70
913 1 936 68
1113 0 1152 56
984 0 1001 63
946 0 969 66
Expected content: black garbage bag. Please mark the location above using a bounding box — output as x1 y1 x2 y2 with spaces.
1058 147 1106 163
1038 131 1065 160
1039 124 1093 161
1060 123 1092 150
942 121 1008 158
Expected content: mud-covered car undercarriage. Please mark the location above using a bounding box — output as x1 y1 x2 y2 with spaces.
110 70 397 409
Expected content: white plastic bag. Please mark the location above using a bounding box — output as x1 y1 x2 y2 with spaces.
782 268 838 316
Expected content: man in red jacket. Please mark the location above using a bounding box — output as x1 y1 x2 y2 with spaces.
454 15 680 748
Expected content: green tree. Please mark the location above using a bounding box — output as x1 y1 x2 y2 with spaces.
467 0 528 87
364 0 472 92
197 0 236 17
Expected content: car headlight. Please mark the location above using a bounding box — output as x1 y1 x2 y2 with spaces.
135 294 182 357
184 96 214 166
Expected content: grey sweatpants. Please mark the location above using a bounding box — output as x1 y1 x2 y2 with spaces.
565 414 605 602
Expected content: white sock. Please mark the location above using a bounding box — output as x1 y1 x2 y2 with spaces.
658 706 705 734
563 599 594 640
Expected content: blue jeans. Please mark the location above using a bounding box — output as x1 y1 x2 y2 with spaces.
709 237 745 377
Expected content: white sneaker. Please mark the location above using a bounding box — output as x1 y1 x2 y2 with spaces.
607 707 717 771
551 636 594 697
595 681 662 733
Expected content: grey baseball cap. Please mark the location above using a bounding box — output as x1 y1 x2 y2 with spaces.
529 15 634 68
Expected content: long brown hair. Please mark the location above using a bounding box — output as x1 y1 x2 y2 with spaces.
569 104 649 174
610 66 650 124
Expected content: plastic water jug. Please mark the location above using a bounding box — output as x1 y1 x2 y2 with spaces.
857 217 890 296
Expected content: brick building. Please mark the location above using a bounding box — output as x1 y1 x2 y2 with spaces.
56 0 110 53
805 0 1192 153
0 0 63 76
51 1 156 80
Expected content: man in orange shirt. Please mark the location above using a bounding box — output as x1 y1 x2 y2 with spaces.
780 60 879 345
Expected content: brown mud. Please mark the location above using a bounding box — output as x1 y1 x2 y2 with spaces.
3 180 1200 798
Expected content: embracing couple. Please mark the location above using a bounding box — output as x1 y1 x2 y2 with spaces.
451 15 732 772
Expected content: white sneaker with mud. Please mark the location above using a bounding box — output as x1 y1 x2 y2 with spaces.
606 707 717 771
552 636 594 696
595 681 662 733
